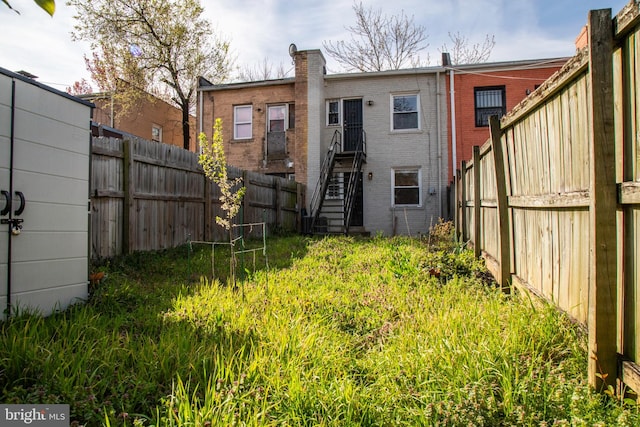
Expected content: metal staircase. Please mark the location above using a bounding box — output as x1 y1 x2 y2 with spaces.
308 129 366 235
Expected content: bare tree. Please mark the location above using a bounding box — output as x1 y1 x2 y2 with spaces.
323 2 429 72
440 32 495 65
236 57 290 82
68 0 233 151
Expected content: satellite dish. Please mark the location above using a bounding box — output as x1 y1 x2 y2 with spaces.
288 43 298 58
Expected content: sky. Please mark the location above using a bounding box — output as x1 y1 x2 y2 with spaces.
0 0 631 92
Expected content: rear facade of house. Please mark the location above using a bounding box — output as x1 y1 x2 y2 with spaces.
198 49 448 236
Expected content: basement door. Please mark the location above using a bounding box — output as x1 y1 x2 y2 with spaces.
0 70 92 319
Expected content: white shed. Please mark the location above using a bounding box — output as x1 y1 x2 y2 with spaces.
0 67 93 319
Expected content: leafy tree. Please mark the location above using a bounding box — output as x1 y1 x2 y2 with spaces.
68 0 233 151
2 0 54 16
198 118 245 231
198 118 246 285
323 2 429 72
66 78 93 96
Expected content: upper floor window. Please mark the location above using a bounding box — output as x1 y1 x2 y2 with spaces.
392 94 420 131
392 168 421 207
151 124 162 142
268 105 286 132
475 86 506 127
327 100 340 126
234 105 252 139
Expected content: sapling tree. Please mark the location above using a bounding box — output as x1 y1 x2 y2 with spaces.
198 118 246 285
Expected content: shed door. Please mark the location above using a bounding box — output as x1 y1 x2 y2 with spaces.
0 74 90 319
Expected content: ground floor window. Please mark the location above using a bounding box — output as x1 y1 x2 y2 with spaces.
392 168 421 207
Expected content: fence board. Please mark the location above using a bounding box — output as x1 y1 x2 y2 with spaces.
91 137 301 258
456 3 640 392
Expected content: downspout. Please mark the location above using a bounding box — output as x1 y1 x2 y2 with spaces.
110 93 114 128
198 88 204 135
449 67 457 178
436 71 443 219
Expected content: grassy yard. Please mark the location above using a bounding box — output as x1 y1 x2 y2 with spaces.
1 232 638 426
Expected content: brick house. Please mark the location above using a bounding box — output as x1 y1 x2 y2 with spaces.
198 49 448 236
197 48 567 235
84 91 197 151
443 54 568 181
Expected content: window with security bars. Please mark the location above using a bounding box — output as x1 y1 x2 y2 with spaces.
475 86 506 127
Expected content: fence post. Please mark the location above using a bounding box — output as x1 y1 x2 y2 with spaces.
122 139 135 255
473 146 482 258
587 8 617 391
489 116 511 289
460 161 467 242
275 178 281 229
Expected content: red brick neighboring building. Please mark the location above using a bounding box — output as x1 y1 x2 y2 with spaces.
444 55 568 182
83 91 197 151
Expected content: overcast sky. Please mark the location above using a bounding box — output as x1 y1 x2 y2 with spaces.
0 0 630 91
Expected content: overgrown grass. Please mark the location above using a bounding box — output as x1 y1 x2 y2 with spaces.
1 233 638 426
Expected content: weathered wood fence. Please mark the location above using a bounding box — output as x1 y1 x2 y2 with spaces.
91 136 303 259
455 2 640 394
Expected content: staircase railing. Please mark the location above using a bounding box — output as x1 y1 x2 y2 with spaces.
343 130 366 233
309 130 341 232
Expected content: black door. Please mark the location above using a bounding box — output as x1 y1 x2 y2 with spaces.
343 99 363 152
345 172 363 227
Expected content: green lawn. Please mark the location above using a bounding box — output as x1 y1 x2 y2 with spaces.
1 233 638 426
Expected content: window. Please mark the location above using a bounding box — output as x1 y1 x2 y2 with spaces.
392 94 419 130
234 105 252 139
475 86 506 127
151 124 162 142
327 173 343 199
327 100 340 126
392 168 421 206
268 105 286 132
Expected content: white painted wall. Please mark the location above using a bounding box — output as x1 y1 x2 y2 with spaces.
0 70 92 318
317 71 448 236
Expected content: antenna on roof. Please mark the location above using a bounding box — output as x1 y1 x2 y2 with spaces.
288 43 297 58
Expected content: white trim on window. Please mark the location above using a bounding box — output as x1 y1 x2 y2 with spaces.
390 93 420 131
326 99 341 126
234 105 253 139
151 124 162 142
391 167 422 207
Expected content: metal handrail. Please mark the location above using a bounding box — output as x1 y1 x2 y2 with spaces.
343 129 366 233
309 130 341 230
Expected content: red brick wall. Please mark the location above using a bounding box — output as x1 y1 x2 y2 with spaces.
92 95 196 150
446 64 565 181
201 83 297 175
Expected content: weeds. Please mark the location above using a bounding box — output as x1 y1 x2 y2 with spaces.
1 233 638 426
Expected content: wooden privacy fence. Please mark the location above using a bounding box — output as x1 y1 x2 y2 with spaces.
455 2 640 394
91 136 303 259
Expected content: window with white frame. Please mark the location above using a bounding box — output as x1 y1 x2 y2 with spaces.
327 173 343 199
151 124 162 142
234 105 252 139
268 105 286 132
391 94 419 130
327 100 340 126
392 168 421 206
